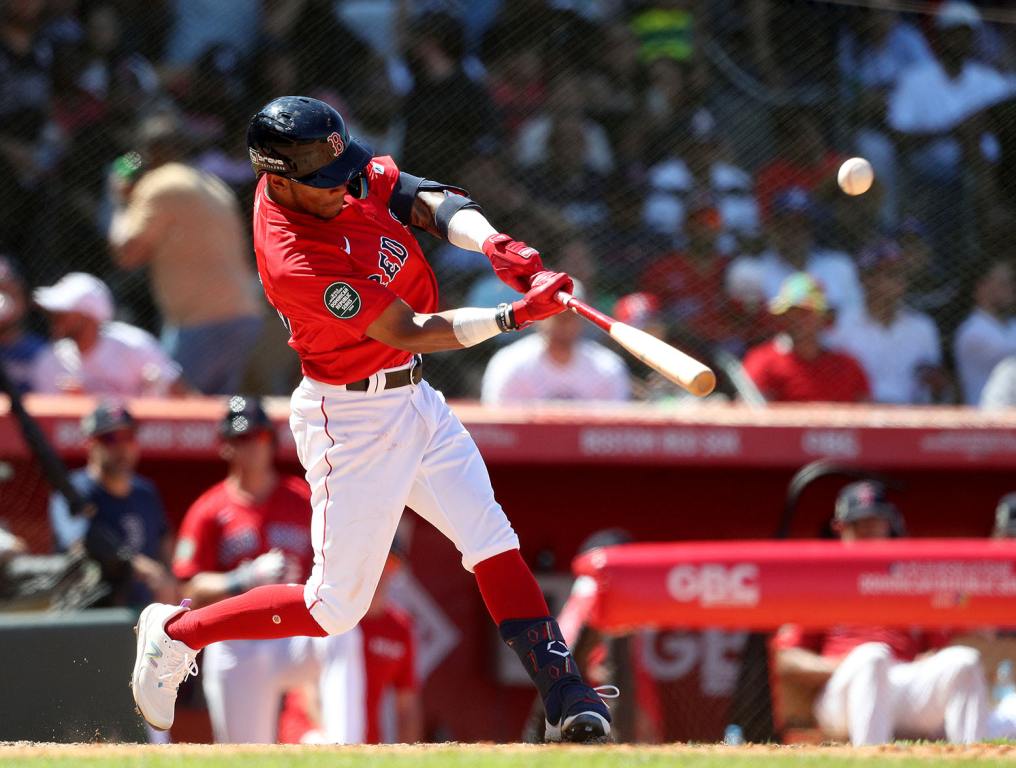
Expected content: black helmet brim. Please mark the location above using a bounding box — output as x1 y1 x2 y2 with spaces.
293 138 373 189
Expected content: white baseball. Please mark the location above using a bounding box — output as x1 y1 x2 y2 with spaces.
837 157 874 196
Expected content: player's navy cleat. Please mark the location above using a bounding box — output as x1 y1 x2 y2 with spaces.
130 602 200 731
500 617 616 743
545 683 618 743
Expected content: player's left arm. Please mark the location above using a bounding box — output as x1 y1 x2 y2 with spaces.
394 173 544 291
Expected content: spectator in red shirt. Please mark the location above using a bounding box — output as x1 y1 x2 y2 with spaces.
742 273 870 403
773 480 988 745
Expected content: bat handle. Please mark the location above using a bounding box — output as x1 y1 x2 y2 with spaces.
554 291 613 332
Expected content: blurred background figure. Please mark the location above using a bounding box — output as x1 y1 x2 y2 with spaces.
773 480 988 745
0 255 44 392
30 272 185 396
826 240 948 404
48 402 176 608
481 283 631 404
742 273 869 403
981 355 1016 409
107 115 262 394
953 259 1016 405
279 546 422 745
732 187 862 317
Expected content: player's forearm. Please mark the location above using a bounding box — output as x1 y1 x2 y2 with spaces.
445 207 497 252
367 301 514 353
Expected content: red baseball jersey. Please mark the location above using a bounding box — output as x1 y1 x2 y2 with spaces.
172 475 313 581
252 156 439 385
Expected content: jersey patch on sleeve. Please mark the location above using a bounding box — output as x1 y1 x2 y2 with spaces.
323 281 362 319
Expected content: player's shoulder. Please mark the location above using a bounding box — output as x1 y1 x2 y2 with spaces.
129 474 162 499
382 605 415 638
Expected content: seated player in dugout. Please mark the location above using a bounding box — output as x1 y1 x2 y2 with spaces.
773 480 988 745
132 96 614 743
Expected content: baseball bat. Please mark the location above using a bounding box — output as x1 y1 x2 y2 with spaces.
554 291 716 397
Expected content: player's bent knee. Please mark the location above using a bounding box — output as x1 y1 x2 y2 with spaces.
306 586 373 636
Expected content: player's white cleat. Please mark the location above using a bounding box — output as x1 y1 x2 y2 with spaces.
130 602 200 731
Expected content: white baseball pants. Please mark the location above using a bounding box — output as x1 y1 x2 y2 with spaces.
814 642 988 745
290 373 519 636
202 631 367 743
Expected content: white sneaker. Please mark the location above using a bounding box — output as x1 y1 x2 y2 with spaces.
130 603 200 731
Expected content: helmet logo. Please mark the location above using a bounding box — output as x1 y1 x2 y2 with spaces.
327 132 345 157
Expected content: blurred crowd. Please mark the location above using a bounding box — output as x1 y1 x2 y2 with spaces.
0 0 1014 406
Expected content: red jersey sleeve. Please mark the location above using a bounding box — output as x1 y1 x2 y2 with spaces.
172 493 222 580
364 155 400 204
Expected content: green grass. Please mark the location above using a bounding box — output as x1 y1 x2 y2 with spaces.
2 744 1015 768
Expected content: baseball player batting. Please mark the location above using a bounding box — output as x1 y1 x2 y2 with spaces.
132 96 612 742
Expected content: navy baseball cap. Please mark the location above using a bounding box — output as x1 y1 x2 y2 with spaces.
835 480 899 524
82 401 136 437
220 395 273 440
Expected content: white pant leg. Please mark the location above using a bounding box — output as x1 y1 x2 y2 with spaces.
890 646 988 743
290 380 431 635
814 642 895 745
405 382 520 572
305 628 367 744
202 639 291 743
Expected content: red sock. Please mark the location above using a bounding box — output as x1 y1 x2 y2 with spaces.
165 584 329 649
474 549 549 624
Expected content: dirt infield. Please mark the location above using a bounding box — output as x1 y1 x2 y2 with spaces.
2 741 1016 761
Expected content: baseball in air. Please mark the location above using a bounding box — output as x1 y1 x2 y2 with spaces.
837 157 874 196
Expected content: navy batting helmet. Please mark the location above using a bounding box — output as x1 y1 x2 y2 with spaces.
246 96 373 193
220 395 273 440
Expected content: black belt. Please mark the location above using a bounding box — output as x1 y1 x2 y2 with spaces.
344 358 422 392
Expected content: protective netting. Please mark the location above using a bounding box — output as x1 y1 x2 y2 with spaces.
2 0 1016 741
0 0 1012 404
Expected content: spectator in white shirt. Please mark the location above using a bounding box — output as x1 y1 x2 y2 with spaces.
826 241 947 404
888 2 1016 176
954 259 1016 404
981 356 1016 409
729 187 863 316
30 273 187 397
481 283 630 404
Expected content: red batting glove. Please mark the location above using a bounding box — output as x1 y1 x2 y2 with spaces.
482 233 545 292
510 270 574 329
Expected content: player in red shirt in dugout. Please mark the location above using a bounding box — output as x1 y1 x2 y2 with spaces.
132 96 613 743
